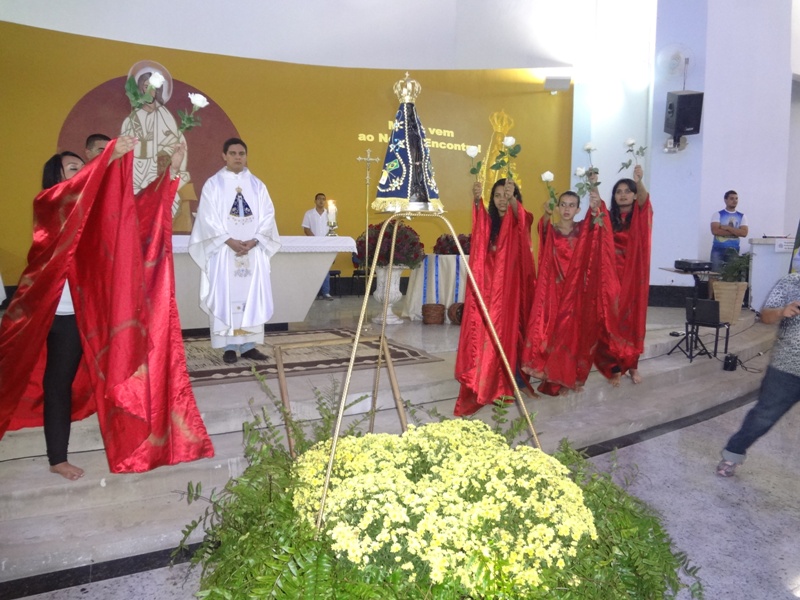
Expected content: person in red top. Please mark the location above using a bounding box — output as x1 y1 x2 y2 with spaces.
594 165 652 385
522 191 599 395
0 137 214 479
524 178 636 396
454 178 536 416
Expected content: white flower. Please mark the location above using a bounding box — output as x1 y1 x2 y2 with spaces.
574 167 586 177
188 93 209 108
583 142 595 152
148 72 166 89
625 138 636 147
541 171 554 182
503 136 516 148
465 145 479 158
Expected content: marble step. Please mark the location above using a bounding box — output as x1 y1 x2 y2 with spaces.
0 489 209 585
0 315 770 466
532 353 769 452
0 349 460 463
0 312 775 585
0 431 247 522
0 347 770 584
0 311 761 463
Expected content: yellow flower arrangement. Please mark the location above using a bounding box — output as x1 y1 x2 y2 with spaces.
293 420 597 597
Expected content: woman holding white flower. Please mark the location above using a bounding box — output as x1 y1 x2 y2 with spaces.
594 164 652 385
455 178 536 416
0 137 213 479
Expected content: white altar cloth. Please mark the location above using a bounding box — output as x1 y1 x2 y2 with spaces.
172 235 356 328
400 254 468 323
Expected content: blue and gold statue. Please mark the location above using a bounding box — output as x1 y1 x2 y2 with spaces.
372 73 443 213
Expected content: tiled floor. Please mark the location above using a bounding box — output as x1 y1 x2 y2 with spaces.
12 297 800 599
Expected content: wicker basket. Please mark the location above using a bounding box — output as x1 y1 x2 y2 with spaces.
447 302 464 325
421 303 446 324
711 281 748 325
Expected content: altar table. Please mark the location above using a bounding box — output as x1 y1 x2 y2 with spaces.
172 235 356 329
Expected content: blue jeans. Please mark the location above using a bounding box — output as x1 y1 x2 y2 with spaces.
319 272 331 296
710 247 728 273
722 366 800 464
710 246 739 274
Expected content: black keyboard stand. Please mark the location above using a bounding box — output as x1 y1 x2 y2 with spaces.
667 272 712 362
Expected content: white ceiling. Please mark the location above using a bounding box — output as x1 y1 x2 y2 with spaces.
0 0 587 70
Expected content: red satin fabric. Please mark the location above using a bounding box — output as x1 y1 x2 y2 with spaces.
529 204 637 395
454 200 535 416
0 142 214 472
594 197 654 377
522 217 587 386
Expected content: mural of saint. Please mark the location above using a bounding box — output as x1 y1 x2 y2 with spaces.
56 65 239 233
121 60 191 217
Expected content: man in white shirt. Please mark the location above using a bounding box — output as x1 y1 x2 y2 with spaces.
189 138 281 364
301 192 334 300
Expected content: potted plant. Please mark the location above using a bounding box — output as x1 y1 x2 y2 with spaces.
712 251 750 324
356 220 425 324
177 392 704 599
356 220 425 270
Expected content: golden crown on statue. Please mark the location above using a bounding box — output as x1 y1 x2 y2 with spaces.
393 72 422 103
489 110 515 134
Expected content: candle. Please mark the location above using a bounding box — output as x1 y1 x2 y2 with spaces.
327 199 337 223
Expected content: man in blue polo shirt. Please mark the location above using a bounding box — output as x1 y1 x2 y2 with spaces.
710 190 748 273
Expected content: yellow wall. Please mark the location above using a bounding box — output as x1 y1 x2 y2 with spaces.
0 22 572 283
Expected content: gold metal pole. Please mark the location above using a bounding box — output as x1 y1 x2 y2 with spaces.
315 211 540 531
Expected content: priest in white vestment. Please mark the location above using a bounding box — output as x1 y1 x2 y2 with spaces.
188 137 281 364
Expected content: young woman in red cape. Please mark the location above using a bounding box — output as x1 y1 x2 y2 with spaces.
0 137 214 479
454 178 536 416
594 164 653 385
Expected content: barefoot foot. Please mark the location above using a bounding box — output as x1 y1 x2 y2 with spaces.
50 461 84 480
629 369 642 384
609 373 622 387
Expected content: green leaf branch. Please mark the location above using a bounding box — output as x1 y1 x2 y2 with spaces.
491 136 522 179
619 138 647 173
575 167 600 198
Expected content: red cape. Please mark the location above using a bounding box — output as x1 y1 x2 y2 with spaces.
0 141 214 472
522 216 588 385
454 199 535 416
526 204 637 395
595 197 653 377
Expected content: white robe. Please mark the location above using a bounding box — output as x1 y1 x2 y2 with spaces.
188 167 281 348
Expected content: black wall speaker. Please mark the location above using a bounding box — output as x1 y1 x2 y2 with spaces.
664 91 704 138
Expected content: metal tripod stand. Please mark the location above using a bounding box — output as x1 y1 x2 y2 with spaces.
315 210 541 529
